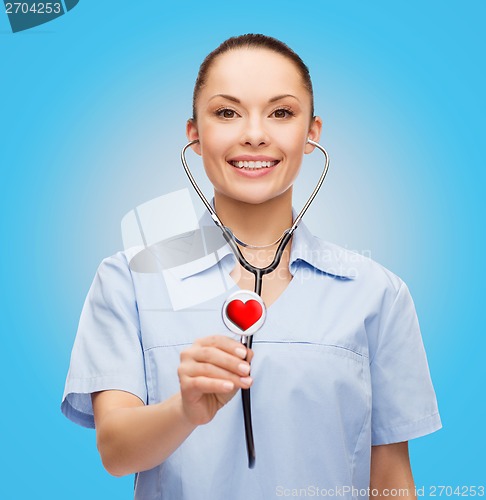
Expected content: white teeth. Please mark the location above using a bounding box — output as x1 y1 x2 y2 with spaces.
230 160 278 169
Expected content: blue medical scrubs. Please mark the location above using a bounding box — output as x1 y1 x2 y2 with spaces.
61 204 442 499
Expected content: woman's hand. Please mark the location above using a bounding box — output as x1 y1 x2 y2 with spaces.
178 335 254 426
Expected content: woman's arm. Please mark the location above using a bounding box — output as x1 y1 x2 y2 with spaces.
370 442 417 499
92 335 253 477
92 390 196 477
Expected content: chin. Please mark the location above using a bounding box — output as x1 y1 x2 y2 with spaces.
218 187 289 206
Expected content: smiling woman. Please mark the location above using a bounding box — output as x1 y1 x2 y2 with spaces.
61 34 442 500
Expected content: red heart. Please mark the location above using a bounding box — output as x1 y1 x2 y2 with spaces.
226 299 263 331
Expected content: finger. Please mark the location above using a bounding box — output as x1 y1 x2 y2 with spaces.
195 335 250 359
189 344 251 377
181 375 249 397
182 360 253 389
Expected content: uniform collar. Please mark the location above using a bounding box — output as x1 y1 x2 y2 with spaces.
170 198 357 280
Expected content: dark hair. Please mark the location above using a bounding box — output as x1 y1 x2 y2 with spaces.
192 33 314 120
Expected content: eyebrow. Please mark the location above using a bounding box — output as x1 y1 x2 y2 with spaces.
208 93 300 103
269 94 300 103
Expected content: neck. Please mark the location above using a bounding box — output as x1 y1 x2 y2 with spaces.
213 189 294 246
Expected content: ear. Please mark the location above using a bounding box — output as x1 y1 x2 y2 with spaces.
304 116 323 154
186 119 202 155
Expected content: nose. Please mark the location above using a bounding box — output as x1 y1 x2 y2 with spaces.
241 115 269 147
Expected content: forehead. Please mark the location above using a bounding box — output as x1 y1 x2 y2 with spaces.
201 48 308 101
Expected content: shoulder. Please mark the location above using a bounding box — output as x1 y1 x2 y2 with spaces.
97 250 126 269
312 235 405 296
96 248 139 277
92 249 138 296
311 238 420 345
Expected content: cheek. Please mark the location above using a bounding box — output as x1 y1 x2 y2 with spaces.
198 127 234 180
271 119 308 147
276 130 307 160
199 123 237 156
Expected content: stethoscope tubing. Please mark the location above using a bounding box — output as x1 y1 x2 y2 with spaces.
181 138 330 468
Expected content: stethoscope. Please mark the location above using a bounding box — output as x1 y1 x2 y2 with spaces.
181 138 330 468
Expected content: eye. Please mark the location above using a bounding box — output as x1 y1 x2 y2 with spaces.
271 108 295 119
216 108 238 119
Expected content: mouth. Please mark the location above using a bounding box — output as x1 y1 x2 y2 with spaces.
227 160 280 171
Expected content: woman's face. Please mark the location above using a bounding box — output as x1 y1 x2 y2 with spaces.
187 48 322 205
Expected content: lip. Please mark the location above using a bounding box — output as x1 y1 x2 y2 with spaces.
227 160 279 179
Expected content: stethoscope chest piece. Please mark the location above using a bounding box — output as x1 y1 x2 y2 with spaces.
222 290 266 336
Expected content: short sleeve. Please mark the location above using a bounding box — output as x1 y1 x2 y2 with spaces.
370 281 442 445
61 252 147 429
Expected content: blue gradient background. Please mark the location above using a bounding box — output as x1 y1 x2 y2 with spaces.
1 1 484 498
